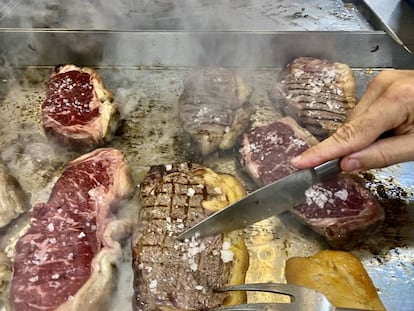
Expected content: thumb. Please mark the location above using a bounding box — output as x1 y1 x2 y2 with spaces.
341 133 414 171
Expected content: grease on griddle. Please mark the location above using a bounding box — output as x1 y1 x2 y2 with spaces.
358 171 412 258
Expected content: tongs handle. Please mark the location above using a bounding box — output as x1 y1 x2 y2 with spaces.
314 159 341 181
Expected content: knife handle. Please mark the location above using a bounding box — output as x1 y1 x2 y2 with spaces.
314 159 342 180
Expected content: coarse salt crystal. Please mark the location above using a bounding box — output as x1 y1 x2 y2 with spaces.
77 232 86 239
334 189 348 201
187 188 196 197
221 249 234 263
165 164 173 171
149 280 157 291
51 273 60 280
47 223 55 232
29 276 38 282
195 285 204 291
221 241 234 263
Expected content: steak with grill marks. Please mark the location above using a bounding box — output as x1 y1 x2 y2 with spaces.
239 117 384 250
133 163 249 310
42 64 120 148
179 67 255 156
10 148 135 311
269 57 356 140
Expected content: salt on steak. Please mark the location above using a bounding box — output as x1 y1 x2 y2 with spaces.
239 117 384 250
269 57 356 140
41 64 120 148
179 67 255 156
0 160 27 228
10 148 135 311
133 163 249 310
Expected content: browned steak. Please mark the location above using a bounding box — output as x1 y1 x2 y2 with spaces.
269 57 356 140
297 174 384 250
239 117 384 250
179 67 255 156
10 148 135 311
239 117 318 186
42 65 120 148
133 163 248 310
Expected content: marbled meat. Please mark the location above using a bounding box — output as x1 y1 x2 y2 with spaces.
239 117 384 250
269 57 356 140
10 148 135 311
133 162 249 310
42 65 120 148
179 67 255 156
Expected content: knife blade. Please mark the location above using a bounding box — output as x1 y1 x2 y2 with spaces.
177 159 341 241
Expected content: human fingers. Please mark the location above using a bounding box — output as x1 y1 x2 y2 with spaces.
341 131 414 171
292 79 414 169
291 115 384 169
348 70 414 120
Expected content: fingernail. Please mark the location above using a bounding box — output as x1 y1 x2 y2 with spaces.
343 158 361 172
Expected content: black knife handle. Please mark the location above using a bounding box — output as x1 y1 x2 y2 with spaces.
314 159 342 180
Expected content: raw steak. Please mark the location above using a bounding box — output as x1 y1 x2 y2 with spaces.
0 160 27 228
179 67 255 156
239 117 384 250
133 163 249 310
269 57 356 140
10 148 135 311
42 65 120 148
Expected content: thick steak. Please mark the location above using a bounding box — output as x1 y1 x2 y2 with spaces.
10 148 135 311
42 65 120 148
179 67 255 156
269 57 356 140
133 163 249 310
239 117 384 250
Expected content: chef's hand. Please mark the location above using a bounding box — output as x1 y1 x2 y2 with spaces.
291 70 414 172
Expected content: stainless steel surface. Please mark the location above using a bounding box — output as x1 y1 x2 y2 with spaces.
216 283 372 311
0 0 373 31
0 30 413 310
349 0 414 53
178 160 341 240
0 30 413 69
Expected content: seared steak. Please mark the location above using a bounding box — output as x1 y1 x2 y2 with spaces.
179 67 255 156
269 57 356 140
0 160 27 228
10 148 135 311
133 163 249 310
42 65 120 148
297 174 384 250
239 117 318 186
239 117 384 250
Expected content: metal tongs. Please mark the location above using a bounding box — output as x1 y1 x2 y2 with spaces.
214 283 374 311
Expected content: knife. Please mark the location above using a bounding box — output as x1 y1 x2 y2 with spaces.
177 159 341 241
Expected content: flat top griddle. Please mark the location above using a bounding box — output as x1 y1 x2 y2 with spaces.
0 30 413 311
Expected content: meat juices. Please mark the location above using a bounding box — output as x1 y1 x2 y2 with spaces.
42 65 120 148
10 148 135 311
239 117 384 250
269 57 356 140
179 67 255 156
133 163 249 310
